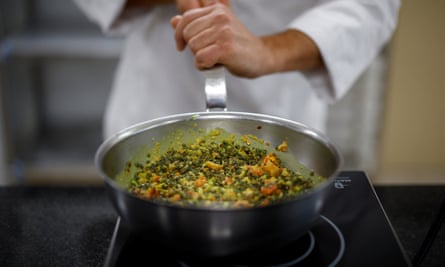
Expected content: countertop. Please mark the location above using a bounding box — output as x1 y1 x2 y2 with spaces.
0 177 444 267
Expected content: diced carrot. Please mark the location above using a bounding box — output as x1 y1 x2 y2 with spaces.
247 165 263 176
195 176 207 187
224 177 233 185
261 154 282 177
262 161 281 177
146 188 159 198
261 184 278 195
169 194 181 202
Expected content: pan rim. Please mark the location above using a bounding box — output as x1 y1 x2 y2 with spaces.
95 111 343 212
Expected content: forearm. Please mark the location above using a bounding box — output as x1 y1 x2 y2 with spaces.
172 3 324 78
260 29 324 75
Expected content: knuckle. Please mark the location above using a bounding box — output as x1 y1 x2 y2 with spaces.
217 37 234 54
195 59 210 70
196 51 216 69
187 38 198 53
182 26 195 43
219 25 232 38
213 11 230 24
182 28 191 41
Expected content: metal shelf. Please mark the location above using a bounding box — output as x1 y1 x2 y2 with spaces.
1 33 123 60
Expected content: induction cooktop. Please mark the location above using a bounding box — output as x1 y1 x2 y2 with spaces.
104 171 412 267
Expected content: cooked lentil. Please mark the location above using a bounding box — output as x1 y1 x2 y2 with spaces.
121 128 325 208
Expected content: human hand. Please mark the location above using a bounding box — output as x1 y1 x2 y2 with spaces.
170 1 273 78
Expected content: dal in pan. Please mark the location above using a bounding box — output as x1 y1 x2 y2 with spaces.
117 127 326 208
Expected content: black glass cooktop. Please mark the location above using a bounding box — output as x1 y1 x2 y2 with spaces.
104 171 412 267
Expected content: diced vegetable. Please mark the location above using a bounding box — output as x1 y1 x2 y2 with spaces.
122 128 325 208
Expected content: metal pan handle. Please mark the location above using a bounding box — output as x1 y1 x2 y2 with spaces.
203 66 227 112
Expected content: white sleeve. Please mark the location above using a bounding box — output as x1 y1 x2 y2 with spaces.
73 0 149 35
289 0 401 102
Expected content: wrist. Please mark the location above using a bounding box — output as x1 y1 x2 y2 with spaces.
259 36 280 76
260 29 323 74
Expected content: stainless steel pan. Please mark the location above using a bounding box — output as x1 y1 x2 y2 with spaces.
95 67 342 257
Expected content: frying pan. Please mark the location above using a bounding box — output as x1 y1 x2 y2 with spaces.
95 67 342 257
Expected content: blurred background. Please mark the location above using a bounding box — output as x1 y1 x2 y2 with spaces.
0 0 444 186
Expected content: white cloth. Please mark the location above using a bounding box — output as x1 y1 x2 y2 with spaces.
74 0 400 138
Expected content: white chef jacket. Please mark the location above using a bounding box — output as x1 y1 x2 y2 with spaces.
74 0 400 138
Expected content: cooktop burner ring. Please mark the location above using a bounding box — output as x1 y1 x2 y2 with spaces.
176 215 345 267
320 215 345 267
235 231 315 267
177 232 316 267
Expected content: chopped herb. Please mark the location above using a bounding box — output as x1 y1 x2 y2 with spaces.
121 128 325 208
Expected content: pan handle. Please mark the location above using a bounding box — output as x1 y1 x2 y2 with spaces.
204 65 227 112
